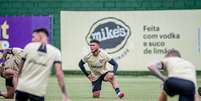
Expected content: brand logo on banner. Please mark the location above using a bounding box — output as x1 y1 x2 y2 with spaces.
86 17 131 54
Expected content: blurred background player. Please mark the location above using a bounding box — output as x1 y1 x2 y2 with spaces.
15 28 70 101
78 39 124 99
0 48 24 98
0 48 24 99
147 49 199 101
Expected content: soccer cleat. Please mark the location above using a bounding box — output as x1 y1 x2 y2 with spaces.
117 92 125 99
198 87 201 96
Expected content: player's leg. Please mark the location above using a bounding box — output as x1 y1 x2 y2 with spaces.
158 90 167 101
104 72 124 98
15 90 29 101
5 86 15 98
0 78 15 98
91 76 103 98
0 69 18 98
0 87 14 99
194 94 200 101
13 71 18 89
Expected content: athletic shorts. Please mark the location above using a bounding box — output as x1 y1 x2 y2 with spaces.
15 90 44 101
164 77 195 101
92 71 110 92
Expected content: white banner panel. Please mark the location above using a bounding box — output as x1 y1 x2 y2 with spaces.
61 10 201 71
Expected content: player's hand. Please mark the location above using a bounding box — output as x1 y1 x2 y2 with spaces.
88 74 96 82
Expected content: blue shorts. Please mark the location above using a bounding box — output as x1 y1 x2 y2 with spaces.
92 72 110 92
164 77 195 101
15 90 44 101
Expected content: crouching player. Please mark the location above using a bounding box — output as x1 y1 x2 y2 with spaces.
79 40 125 98
148 49 199 101
0 48 24 99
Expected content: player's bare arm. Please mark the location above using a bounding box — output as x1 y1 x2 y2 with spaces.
54 63 70 101
147 61 167 82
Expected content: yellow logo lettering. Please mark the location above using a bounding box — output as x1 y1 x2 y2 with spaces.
1 21 9 39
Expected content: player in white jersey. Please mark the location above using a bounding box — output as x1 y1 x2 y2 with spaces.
79 40 124 99
15 28 70 101
147 49 199 101
0 48 24 98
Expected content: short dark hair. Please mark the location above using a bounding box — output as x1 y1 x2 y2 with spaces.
165 49 181 57
33 28 49 37
90 39 100 45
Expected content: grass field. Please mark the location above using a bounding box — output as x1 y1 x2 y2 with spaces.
0 75 200 101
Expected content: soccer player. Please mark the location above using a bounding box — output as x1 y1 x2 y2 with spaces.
0 48 24 99
15 28 70 101
78 39 124 98
147 49 198 101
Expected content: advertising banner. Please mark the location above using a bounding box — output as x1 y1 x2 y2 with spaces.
0 16 52 60
61 10 201 71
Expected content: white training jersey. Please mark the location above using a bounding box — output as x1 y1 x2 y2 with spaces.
82 49 111 79
17 42 61 96
161 57 197 85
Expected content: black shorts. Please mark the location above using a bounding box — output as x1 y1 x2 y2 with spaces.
5 77 13 87
15 90 44 101
164 77 195 101
92 72 110 92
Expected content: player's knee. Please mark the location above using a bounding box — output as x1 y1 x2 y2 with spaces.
93 91 100 98
104 73 114 81
107 75 114 82
110 75 114 81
